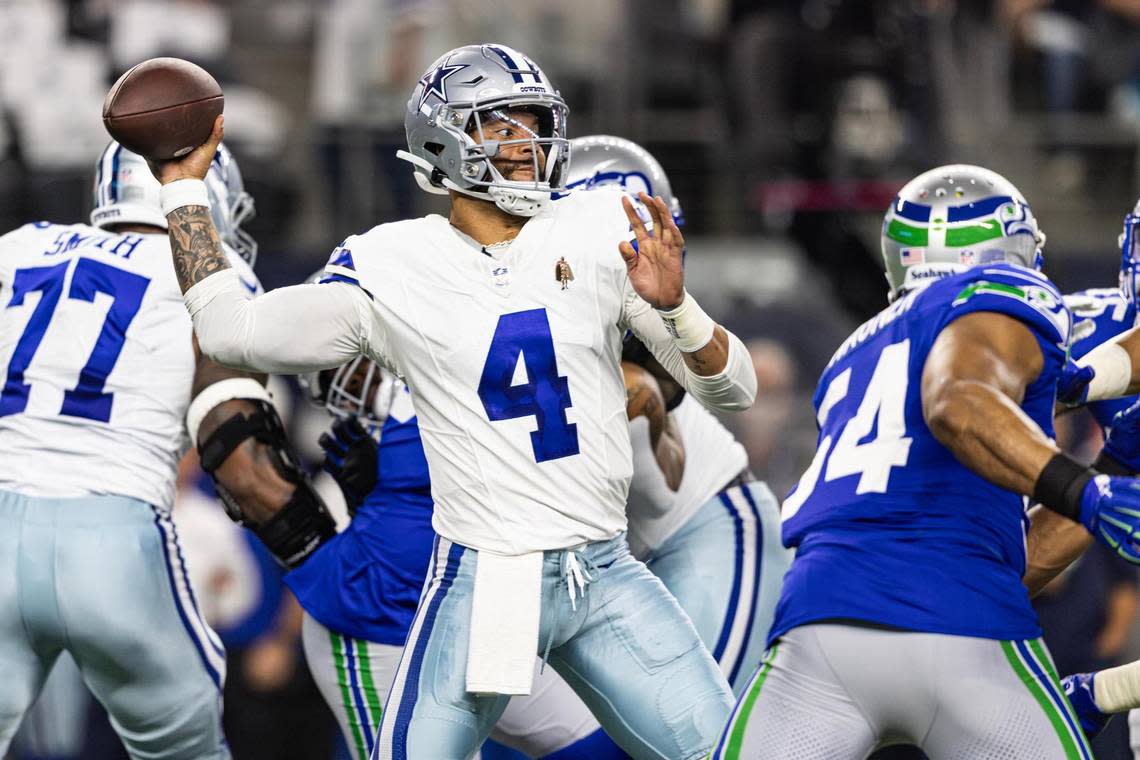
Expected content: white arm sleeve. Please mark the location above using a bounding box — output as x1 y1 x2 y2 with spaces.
621 279 757 412
184 270 374 373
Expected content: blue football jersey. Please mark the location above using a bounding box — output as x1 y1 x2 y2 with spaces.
771 264 1071 644
285 384 436 645
1065 287 1139 429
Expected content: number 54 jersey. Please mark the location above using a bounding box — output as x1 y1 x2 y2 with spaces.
0 222 258 509
772 263 1070 645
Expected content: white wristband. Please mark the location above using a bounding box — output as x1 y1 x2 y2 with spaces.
1082 342 1132 403
1094 659 1140 713
186 377 273 448
657 291 716 353
161 178 211 216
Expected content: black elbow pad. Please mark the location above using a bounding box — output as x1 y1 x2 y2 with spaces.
198 399 336 568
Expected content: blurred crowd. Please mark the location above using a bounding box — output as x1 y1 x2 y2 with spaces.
6 0 1140 758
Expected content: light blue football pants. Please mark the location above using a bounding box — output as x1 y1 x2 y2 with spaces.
643 481 792 696
372 532 734 760
0 489 230 760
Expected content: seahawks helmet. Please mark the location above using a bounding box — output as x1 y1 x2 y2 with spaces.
300 355 397 425
397 43 570 217
1118 198 1140 307
565 135 684 226
91 141 258 266
881 164 1045 301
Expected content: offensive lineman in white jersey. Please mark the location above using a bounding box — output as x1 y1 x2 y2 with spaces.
150 43 756 759
0 143 336 759
565 136 792 695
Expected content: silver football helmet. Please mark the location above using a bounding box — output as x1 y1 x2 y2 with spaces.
91 142 166 230
564 135 684 226
881 164 1045 300
91 141 257 266
300 355 397 425
397 43 570 217
205 144 258 267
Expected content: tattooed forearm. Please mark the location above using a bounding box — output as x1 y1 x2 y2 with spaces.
681 325 730 376
168 205 231 294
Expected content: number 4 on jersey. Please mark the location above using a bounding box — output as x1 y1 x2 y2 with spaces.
478 309 580 463
783 340 913 520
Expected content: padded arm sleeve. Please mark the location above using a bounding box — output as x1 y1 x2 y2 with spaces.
184 270 373 373
621 278 757 412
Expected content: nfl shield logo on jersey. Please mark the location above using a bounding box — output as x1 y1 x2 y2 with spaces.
491 264 511 287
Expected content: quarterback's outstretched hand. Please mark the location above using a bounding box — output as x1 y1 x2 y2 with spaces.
1062 672 1113 740
619 192 685 309
319 417 378 515
1079 475 1140 562
148 114 224 186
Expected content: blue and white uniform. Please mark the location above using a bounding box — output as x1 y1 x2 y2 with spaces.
289 383 627 760
0 223 256 760
627 395 791 695
1065 287 1139 425
714 264 1094 759
183 186 753 760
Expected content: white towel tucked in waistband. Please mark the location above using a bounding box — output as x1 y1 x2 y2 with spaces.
466 549 543 695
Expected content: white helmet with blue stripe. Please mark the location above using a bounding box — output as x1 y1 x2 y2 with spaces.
91 142 166 231
881 164 1045 301
397 43 569 217
91 141 258 266
564 135 684 226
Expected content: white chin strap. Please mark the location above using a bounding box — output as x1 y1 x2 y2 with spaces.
487 186 548 217
397 150 549 217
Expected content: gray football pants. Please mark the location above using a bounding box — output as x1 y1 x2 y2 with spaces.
711 623 1093 760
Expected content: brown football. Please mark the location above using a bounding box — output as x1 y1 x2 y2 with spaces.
103 57 223 160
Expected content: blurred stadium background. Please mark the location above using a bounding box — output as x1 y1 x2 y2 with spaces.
4 0 1140 758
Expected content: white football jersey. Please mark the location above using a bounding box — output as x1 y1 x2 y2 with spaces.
324 189 655 553
0 222 259 508
626 394 748 558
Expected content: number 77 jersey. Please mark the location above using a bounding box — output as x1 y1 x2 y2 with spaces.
771 263 1071 645
0 222 259 509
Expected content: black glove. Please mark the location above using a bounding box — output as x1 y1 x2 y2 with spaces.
319 417 378 515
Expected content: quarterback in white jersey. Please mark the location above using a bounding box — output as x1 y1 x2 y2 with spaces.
0 142 331 759
152 43 755 760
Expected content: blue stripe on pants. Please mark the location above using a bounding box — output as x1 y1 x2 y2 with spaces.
151 510 222 689
713 492 745 664
728 486 765 686
392 541 464 760
345 634 375 750
1014 640 1090 760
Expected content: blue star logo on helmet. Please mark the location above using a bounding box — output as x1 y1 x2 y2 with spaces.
418 62 468 111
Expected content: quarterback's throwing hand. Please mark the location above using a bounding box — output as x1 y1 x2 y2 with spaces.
147 114 225 186
619 192 685 309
